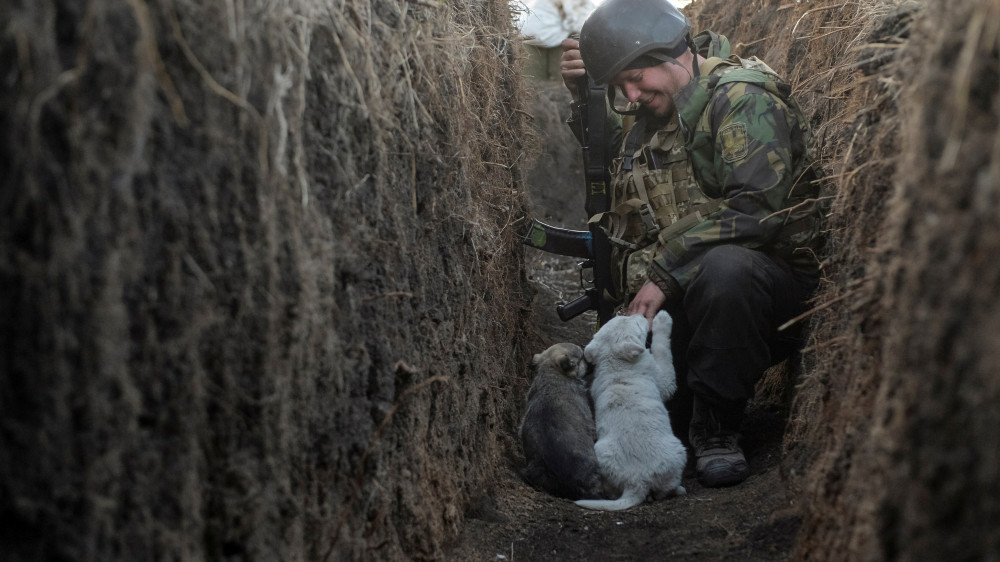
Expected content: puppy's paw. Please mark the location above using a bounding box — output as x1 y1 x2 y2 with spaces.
652 310 673 333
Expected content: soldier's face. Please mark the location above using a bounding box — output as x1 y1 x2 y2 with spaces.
610 59 693 117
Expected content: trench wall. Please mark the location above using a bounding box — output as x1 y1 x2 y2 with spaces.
0 0 535 559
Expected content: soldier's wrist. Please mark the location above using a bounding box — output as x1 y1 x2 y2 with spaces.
647 263 683 302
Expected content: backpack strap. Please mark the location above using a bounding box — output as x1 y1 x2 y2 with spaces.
692 31 730 59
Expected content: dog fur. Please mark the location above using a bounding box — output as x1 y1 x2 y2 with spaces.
574 312 687 511
519 342 605 500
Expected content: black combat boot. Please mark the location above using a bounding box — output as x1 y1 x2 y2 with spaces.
688 397 749 487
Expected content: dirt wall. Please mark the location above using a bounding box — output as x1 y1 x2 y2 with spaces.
0 0 535 560
692 0 1000 558
792 0 1000 558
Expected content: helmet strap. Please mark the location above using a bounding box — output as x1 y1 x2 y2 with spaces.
686 34 700 78
607 88 644 116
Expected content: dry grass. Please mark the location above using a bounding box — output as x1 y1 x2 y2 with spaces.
1 0 537 560
694 0 999 559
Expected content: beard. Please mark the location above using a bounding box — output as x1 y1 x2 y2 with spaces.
645 93 677 117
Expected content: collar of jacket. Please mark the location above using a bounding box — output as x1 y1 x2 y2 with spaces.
675 57 729 138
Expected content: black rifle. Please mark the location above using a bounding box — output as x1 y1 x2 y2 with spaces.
523 71 615 325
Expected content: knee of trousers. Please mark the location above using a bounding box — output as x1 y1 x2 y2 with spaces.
682 246 776 411
686 245 761 305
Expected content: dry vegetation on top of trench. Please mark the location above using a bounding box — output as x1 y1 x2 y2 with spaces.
2 0 999 560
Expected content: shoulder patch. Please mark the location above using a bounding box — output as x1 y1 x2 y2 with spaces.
719 122 748 163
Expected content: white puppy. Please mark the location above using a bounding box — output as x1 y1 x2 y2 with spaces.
575 311 687 511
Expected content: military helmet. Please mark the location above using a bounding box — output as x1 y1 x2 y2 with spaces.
580 0 692 85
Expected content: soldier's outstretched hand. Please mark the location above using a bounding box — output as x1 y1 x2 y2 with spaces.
628 281 667 327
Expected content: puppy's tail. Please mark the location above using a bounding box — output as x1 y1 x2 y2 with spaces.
574 487 645 512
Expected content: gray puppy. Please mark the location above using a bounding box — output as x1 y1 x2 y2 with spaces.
519 343 605 500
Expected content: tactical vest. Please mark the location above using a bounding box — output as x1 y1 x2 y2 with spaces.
594 114 722 300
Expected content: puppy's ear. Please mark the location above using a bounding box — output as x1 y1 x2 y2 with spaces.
616 342 645 362
532 353 542 365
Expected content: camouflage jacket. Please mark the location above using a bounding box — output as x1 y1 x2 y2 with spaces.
646 50 824 301
566 33 823 303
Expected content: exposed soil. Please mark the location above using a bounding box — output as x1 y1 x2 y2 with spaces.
0 2 536 560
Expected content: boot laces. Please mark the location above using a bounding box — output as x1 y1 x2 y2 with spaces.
694 406 738 453
703 433 738 452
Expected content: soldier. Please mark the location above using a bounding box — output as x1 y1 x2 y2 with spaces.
559 0 824 487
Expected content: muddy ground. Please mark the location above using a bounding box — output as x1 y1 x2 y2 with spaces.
444 80 802 561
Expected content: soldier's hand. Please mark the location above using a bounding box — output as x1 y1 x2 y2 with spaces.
628 282 667 327
560 38 585 102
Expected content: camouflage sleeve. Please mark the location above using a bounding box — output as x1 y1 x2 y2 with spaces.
650 82 802 292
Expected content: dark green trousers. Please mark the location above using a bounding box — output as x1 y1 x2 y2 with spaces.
663 244 817 432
